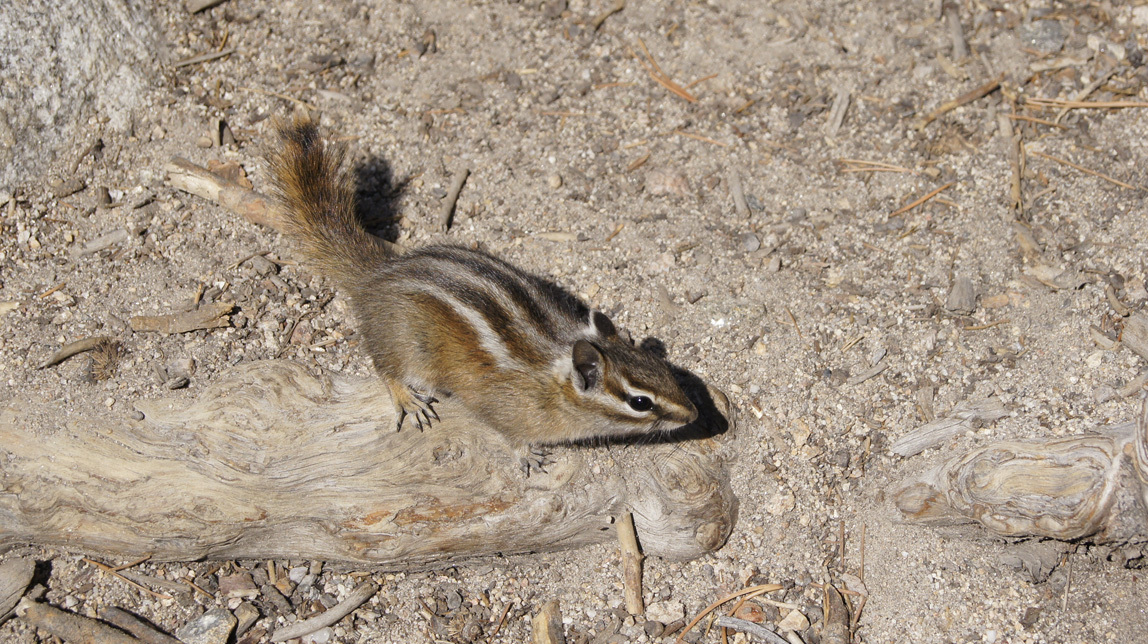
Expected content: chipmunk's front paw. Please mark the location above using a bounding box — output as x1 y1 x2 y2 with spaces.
518 445 552 477
386 380 439 431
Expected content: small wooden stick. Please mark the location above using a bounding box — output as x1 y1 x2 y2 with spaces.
728 171 750 219
674 130 727 147
1026 99 1148 109
81 558 171 600
531 600 566 644
173 47 236 68
617 513 645 616
675 584 784 644
1005 113 1068 129
1055 65 1118 124
684 73 719 90
590 0 625 31
889 182 956 217
713 616 787 644
914 73 1003 130
17 598 142 644
439 167 470 232
39 336 113 369
1028 150 1142 191
165 157 281 230
626 153 650 173
100 607 183 644
270 580 378 642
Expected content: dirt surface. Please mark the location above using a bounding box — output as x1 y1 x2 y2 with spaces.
3 0 1148 642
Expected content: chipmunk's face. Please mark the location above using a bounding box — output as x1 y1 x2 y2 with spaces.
563 312 698 440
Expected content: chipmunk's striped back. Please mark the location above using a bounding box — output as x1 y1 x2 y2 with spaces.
270 116 698 447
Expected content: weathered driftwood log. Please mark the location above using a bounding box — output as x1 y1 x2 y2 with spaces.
895 399 1148 544
0 360 736 566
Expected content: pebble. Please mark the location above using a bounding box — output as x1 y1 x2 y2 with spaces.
645 168 691 197
196 135 213 149
175 608 237 644
645 600 685 624
234 602 260 637
738 232 761 253
302 627 333 644
547 173 563 189
1018 20 1064 54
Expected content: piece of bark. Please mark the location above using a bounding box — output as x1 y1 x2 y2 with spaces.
130 301 234 334
1121 313 1148 362
895 402 1148 543
39 336 114 369
531 600 565 644
0 557 35 625
17 598 141 644
0 360 736 565
890 397 1009 457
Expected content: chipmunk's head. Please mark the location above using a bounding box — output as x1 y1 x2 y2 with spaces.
561 311 697 441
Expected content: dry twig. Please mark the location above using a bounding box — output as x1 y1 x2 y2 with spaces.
439 167 471 232
617 512 645 615
270 580 378 642
914 74 1003 130
889 182 956 217
1028 150 1142 191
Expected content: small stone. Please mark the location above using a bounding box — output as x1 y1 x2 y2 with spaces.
104 397 115 408
196 135 213 149
645 168 690 197
130 409 145 421
302 627 333 644
547 173 563 189
150 124 166 141
738 232 761 253
945 275 977 313
175 608 237 644
165 376 190 390
234 602 260 637
643 620 664 638
645 601 685 625
1018 20 1064 55
542 0 566 19
219 572 259 600
777 608 809 632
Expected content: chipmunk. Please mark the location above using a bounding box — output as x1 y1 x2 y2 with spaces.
268 115 698 456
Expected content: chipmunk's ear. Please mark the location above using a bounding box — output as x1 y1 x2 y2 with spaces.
572 339 602 391
591 311 616 337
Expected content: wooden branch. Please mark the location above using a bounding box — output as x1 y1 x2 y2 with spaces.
0 360 736 566
895 400 1148 543
165 157 281 230
617 512 644 615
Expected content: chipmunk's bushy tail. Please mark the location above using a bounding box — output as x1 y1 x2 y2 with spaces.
269 114 390 285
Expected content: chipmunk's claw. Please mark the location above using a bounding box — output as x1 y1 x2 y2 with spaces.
386 380 439 432
519 446 553 477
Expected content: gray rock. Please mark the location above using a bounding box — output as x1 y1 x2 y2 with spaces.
175 608 237 644
945 275 977 313
1018 20 1065 55
0 1 162 193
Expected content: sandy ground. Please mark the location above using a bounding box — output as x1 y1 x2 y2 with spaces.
3 0 1148 642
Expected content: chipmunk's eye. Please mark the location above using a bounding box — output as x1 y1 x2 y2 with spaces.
628 395 654 412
